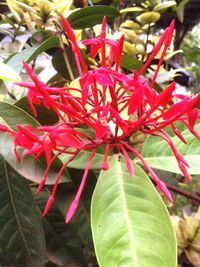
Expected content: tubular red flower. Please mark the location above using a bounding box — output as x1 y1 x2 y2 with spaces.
1 16 199 222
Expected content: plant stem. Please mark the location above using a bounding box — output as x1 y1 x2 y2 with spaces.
58 33 74 81
167 182 200 202
157 181 200 203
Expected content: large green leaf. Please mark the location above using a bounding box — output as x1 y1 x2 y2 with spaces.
141 123 200 174
67 6 119 29
91 156 177 267
0 101 69 184
0 156 45 267
7 36 60 73
34 190 85 267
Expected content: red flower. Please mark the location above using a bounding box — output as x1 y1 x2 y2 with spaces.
1 16 200 222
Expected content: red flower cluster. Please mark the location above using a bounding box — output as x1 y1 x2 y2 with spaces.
1 16 200 222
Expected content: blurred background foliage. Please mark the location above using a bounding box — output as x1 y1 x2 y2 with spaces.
0 0 200 266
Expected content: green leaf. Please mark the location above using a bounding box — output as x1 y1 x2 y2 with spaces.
55 169 96 251
0 156 45 267
30 30 54 46
15 97 59 126
154 1 176 12
52 48 79 80
120 7 145 14
7 36 60 73
91 156 177 267
34 190 86 266
0 101 69 184
0 101 39 129
137 12 161 24
59 150 104 169
141 123 200 174
67 6 120 29
0 62 21 82
120 55 143 71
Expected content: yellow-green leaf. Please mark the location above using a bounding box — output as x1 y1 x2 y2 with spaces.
154 1 176 12
137 11 161 24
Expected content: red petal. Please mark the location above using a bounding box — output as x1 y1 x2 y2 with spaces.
60 15 76 41
95 72 113 86
44 139 52 165
155 82 176 107
128 87 144 115
0 124 9 132
100 16 106 39
164 19 175 48
144 86 156 107
80 73 93 105
56 133 82 148
95 118 108 139
178 162 191 182
91 43 101 58
24 143 42 156
18 134 34 149
188 108 198 129
163 100 188 120
138 28 168 75
174 128 187 144
43 196 54 216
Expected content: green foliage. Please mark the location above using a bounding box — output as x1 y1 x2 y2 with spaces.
0 1 198 267
0 156 46 267
35 190 86 266
7 36 60 73
180 24 200 88
67 5 120 29
91 156 177 267
141 123 200 174
0 63 21 82
59 150 104 169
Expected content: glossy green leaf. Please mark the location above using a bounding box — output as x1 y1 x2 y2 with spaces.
7 36 60 73
137 12 161 24
0 62 21 82
154 1 176 12
34 190 85 266
0 156 45 267
67 6 119 29
141 123 200 174
0 101 69 184
15 97 59 126
91 156 177 267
